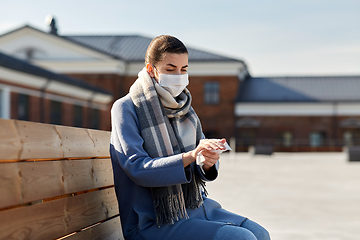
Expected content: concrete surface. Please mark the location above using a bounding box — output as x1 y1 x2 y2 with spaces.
206 152 360 240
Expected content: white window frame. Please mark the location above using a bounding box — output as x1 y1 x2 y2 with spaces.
204 82 220 105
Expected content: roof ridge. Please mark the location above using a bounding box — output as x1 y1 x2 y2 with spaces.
63 34 146 38
1 25 244 63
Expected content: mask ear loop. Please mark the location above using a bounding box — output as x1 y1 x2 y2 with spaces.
150 64 162 83
151 64 160 74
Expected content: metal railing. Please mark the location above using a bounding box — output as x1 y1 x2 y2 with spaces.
234 138 360 152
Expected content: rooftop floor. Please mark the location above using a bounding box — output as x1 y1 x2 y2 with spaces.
206 152 360 240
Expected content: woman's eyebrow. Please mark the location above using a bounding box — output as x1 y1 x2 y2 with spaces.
166 64 188 68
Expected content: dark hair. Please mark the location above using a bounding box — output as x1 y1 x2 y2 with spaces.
145 35 188 66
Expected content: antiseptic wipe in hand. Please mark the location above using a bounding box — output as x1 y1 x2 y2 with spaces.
196 140 232 167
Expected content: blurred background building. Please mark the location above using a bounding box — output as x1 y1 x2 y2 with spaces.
0 21 359 151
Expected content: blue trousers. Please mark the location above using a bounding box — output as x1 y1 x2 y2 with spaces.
213 219 271 240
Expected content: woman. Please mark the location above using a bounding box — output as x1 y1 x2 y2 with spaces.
110 35 270 240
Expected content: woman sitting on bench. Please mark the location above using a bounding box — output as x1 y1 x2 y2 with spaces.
110 35 270 240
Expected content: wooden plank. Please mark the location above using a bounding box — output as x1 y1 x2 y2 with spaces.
0 162 22 209
56 125 96 159
0 188 119 240
14 120 63 160
64 216 124 240
0 120 111 161
0 119 21 160
63 158 114 193
87 129 111 157
0 159 114 209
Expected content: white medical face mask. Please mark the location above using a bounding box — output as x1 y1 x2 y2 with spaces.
154 66 189 97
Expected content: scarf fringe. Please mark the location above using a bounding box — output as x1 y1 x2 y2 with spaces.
182 168 207 209
154 191 189 227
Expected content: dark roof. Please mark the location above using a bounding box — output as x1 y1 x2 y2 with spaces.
0 25 244 63
236 76 360 103
0 51 111 95
63 35 243 63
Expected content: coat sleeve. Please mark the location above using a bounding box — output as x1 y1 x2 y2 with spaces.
196 162 218 182
110 96 192 188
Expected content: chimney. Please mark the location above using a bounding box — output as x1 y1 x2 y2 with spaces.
45 15 58 35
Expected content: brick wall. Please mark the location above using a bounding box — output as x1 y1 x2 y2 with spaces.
188 75 240 140
65 73 241 138
235 115 360 151
9 91 109 130
66 73 126 101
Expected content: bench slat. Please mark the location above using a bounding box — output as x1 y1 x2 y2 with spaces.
87 129 112 157
0 119 24 160
15 120 64 160
56 125 97 159
0 159 114 209
0 119 111 161
0 161 22 209
0 188 118 240
63 216 124 240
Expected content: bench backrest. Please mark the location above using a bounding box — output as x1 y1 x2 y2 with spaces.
0 119 124 240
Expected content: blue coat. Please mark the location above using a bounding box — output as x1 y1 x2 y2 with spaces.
110 94 247 240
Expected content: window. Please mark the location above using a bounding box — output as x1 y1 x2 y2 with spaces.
204 82 220 105
51 101 62 125
309 132 325 147
240 129 256 147
91 109 100 129
18 94 29 121
282 131 293 147
73 105 83 127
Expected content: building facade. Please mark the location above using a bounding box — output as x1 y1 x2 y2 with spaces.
0 25 248 139
235 76 360 152
0 51 112 130
3 25 357 152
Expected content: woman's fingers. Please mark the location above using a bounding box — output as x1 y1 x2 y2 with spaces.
201 150 220 166
198 139 226 152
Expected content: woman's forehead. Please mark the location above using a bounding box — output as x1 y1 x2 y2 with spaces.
160 53 188 67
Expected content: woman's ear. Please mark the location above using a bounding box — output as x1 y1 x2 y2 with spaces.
146 63 155 77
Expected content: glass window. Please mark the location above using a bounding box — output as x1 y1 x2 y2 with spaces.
50 101 62 125
18 94 29 121
282 131 293 147
309 132 324 147
204 82 220 105
91 109 100 129
240 129 256 147
343 131 353 146
73 105 83 127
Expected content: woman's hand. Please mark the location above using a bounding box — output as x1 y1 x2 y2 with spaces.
182 138 226 169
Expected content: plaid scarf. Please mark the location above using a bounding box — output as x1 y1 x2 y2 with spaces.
129 68 205 226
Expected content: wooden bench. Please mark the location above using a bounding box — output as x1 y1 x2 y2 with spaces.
0 119 124 240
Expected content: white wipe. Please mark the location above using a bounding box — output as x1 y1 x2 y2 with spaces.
196 140 232 167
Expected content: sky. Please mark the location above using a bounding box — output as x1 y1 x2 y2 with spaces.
0 0 359 77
